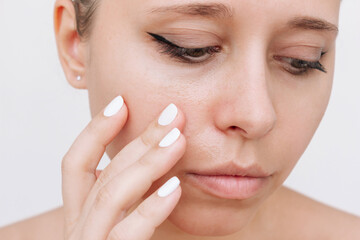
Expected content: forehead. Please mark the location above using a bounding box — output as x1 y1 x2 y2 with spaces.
127 0 340 22
91 0 340 53
99 0 340 38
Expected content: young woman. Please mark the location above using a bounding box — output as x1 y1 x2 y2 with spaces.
1 0 359 239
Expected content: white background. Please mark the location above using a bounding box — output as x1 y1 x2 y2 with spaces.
0 0 359 227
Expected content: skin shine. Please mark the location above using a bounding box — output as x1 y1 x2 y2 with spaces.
1 0 360 239
82 0 338 237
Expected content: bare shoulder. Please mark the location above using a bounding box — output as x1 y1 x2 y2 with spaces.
277 186 360 240
0 207 64 240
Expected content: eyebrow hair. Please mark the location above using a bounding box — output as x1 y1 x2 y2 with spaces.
287 16 339 35
148 3 233 18
148 3 339 34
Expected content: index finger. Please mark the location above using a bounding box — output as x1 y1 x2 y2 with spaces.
61 95 127 226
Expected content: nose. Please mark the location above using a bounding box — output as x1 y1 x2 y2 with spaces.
212 53 277 140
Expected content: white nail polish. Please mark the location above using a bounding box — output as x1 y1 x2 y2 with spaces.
104 96 124 117
159 128 180 148
158 176 180 197
158 103 178 126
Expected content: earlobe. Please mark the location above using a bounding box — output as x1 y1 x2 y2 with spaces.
53 0 87 89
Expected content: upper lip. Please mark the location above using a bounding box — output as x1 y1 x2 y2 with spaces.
188 162 270 178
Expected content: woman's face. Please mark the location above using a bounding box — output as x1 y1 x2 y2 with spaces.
79 0 340 236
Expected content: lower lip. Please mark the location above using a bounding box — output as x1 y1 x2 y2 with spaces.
186 173 268 199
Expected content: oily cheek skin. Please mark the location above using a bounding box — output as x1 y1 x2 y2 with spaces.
84 37 335 236
84 4 335 234
86 54 179 154
86 57 333 238
85 40 266 236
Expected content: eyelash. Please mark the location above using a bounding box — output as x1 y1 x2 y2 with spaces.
148 32 221 64
148 32 327 76
273 53 327 76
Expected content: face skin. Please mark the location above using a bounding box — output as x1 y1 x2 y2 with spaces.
56 0 340 239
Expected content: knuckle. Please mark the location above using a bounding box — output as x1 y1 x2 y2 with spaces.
96 170 111 187
94 184 114 210
136 203 152 222
84 128 104 149
61 151 92 176
82 121 105 150
86 119 100 136
107 226 127 240
140 130 154 148
137 155 152 168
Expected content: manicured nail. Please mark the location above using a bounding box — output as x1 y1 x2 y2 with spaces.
158 176 180 197
158 103 178 126
159 128 180 148
104 96 124 117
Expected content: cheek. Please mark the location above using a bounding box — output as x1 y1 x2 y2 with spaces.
85 17 335 187
269 67 334 183
85 34 193 158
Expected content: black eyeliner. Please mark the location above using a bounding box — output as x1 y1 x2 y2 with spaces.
147 32 181 48
148 31 327 75
300 51 328 73
307 60 327 73
147 32 189 59
147 32 221 64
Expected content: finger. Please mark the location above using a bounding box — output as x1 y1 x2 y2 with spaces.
97 103 184 190
61 95 128 226
79 103 183 217
77 103 184 234
107 177 181 240
81 129 186 240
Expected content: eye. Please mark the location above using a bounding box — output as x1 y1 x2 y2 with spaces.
147 32 221 64
148 32 328 75
274 52 327 76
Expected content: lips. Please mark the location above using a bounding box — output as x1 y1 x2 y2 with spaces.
186 162 271 199
188 161 270 178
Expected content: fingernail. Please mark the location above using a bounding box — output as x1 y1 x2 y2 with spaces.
158 176 180 197
158 103 178 126
159 128 180 148
104 96 124 117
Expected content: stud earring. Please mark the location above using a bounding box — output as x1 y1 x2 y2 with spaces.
76 76 81 81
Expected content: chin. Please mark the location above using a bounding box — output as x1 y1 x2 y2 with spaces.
163 184 266 237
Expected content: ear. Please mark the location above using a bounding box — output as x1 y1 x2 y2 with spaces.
54 0 87 89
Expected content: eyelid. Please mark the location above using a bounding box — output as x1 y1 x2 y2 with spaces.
274 53 327 75
149 32 327 74
148 32 221 63
147 27 223 45
274 46 325 62
147 32 218 49
159 41 220 64
283 51 326 63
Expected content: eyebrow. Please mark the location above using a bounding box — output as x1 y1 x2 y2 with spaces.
148 3 339 35
287 16 338 35
148 3 234 19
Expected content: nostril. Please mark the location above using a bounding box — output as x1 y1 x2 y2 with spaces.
230 126 247 134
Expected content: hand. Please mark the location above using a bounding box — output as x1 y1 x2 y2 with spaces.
61 96 186 240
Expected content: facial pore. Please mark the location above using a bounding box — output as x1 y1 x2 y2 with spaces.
78 0 340 237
